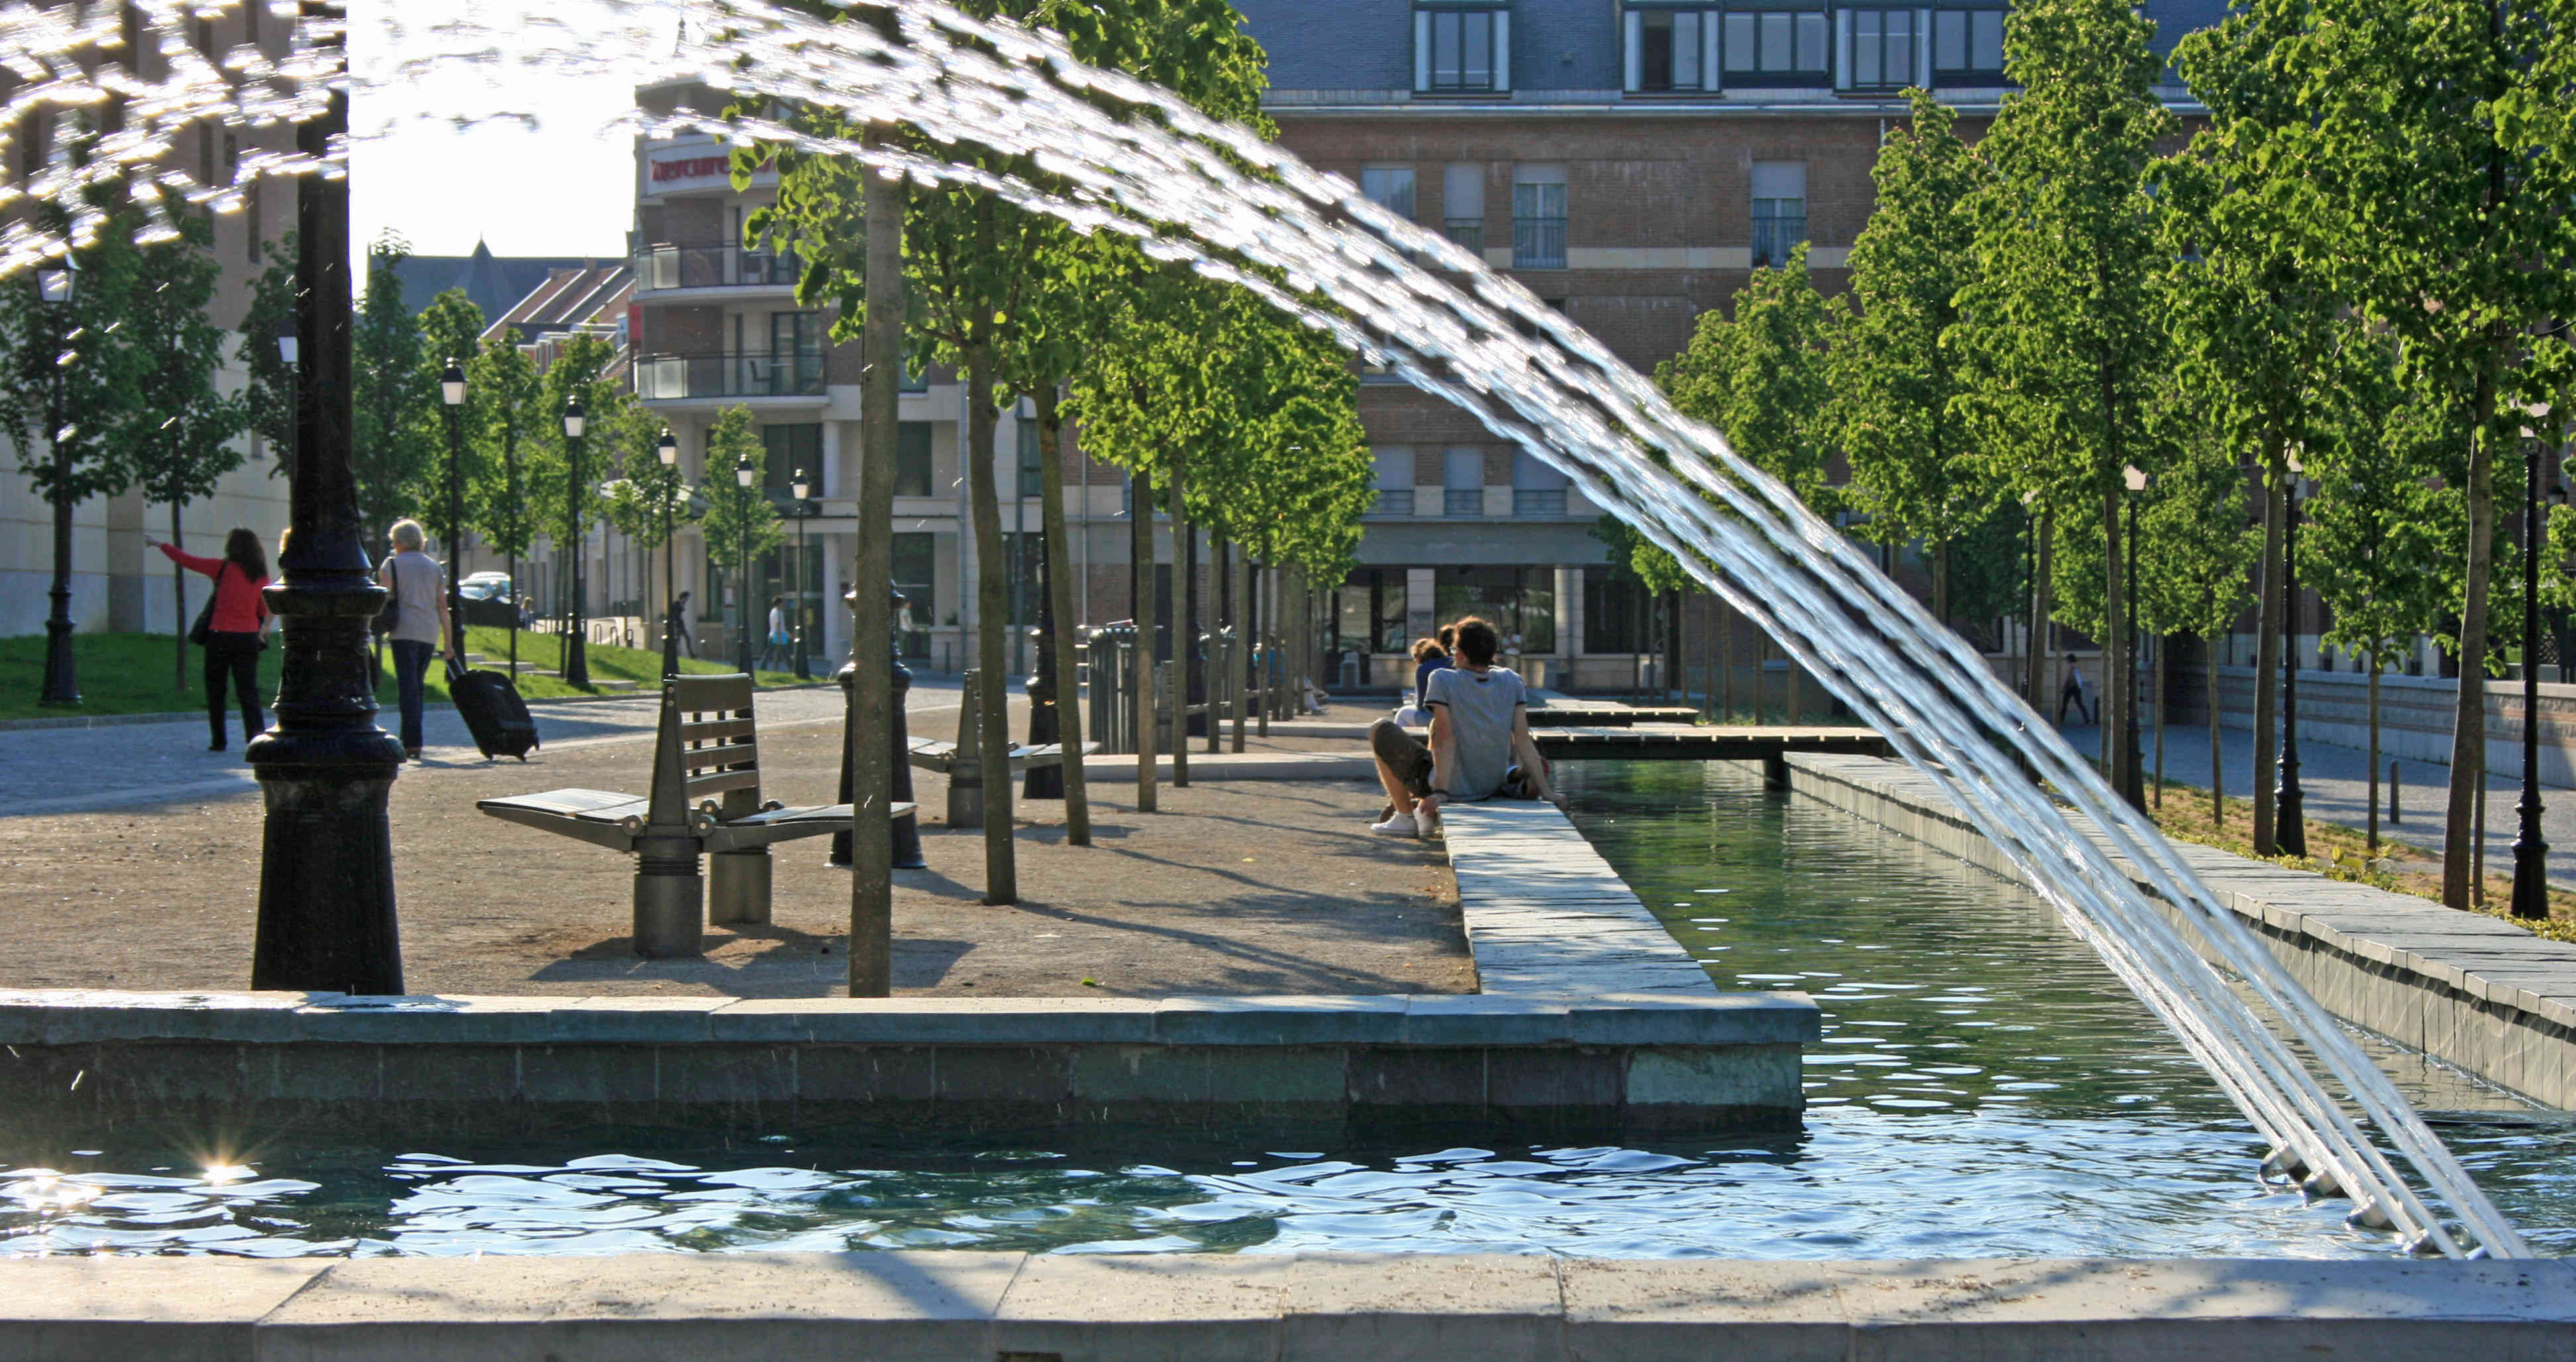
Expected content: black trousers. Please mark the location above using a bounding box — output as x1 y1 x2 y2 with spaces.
203 636 264 747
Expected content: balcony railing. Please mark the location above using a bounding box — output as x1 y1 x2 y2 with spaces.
635 350 826 401
636 241 806 292
1513 488 1568 518
1444 488 1485 518
1370 488 1415 517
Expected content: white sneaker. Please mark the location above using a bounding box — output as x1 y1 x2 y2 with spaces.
1369 815 1418 838
1413 805 1440 839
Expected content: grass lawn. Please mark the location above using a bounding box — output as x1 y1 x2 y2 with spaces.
0 626 816 722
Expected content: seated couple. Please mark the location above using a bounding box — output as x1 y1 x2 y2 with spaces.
1368 616 1562 839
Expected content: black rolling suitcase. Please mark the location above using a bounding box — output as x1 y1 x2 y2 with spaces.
447 656 540 760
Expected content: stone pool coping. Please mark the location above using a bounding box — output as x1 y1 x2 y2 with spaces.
9 1252 2570 1359
1440 802 1719 996
1786 752 2576 1110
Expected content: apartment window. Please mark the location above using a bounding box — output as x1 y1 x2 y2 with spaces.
1415 5 1509 93
1934 5 2006 76
1336 567 1412 655
1444 447 1485 518
1750 161 1807 268
1721 5 1829 81
1511 164 1567 270
893 420 934 498
1442 163 1485 253
1626 7 1717 93
1849 8 1919 89
1511 449 1568 518
1436 567 1556 654
761 424 822 496
891 532 934 658
1371 447 1416 516
1360 165 1417 222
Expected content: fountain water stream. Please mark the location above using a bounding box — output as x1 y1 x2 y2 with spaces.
0 0 2528 1257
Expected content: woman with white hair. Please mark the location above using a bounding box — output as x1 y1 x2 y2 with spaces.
377 518 452 762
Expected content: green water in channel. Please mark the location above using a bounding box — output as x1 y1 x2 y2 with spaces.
3 761 2567 1258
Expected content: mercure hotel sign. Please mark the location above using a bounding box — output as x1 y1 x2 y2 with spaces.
646 149 776 191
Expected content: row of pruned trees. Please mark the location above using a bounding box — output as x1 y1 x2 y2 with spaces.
1601 0 2575 906
751 0 1377 927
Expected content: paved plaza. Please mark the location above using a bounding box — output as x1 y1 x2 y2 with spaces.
0 687 1470 998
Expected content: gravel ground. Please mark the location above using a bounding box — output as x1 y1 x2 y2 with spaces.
0 695 1468 998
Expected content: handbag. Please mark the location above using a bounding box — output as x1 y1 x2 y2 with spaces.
372 557 403 636
187 562 221 648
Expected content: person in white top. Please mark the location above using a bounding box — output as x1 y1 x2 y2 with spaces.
1365 616 1561 838
377 519 453 762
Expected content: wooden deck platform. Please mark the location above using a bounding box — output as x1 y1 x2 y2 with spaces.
1530 724 1893 771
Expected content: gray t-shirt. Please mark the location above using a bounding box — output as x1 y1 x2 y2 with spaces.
381 550 446 644
1425 663 1528 800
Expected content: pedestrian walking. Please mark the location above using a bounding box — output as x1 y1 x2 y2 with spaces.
667 591 697 657
147 528 274 752
2056 651 2096 726
763 595 790 671
376 520 453 762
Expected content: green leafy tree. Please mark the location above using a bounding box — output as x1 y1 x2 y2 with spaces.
523 331 631 658
1951 0 2174 805
464 331 541 669
0 192 144 706
413 288 486 587
2129 413 2259 823
697 405 784 646
1836 89 1992 625
2268 0 2576 905
121 219 248 693
2161 4 2347 852
352 234 433 552
237 231 297 478
1659 243 1841 512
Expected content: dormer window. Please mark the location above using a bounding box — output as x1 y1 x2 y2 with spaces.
1415 3 1511 94
1625 6 1718 93
1721 3 1831 85
1933 5 2007 80
1845 6 1921 91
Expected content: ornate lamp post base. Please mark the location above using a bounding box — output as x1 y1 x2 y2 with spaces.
38 598 78 707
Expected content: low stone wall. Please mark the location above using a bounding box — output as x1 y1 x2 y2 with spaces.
1785 753 2576 1110
1442 801 1721 995
2173 662 2576 786
0 990 1817 1137
9 1252 2570 1358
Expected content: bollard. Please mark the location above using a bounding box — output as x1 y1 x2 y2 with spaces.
1026 622 1063 800
2388 762 2400 825
949 668 985 828
830 587 926 870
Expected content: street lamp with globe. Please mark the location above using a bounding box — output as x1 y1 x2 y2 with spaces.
734 453 757 675
439 359 466 661
790 467 812 679
657 427 682 678
35 260 80 707
561 396 589 688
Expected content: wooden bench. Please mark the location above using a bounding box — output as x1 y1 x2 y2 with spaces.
477 673 901 958
904 669 1097 827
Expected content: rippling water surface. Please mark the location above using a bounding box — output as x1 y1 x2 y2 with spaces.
5 762 2566 1258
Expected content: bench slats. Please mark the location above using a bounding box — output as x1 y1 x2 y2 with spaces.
682 738 759 771
679 716 756 744
671 673 756 712
685 769 763 801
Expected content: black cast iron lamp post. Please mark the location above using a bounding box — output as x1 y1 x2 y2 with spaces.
440 360 466 662
561 396 590 688
2510 402 2554 921
790 467 812 679
35 262 78 707
2277 447 2308 858
657 427 681 678
734 453 757 675
249 4 408 996
2123 464 2147 808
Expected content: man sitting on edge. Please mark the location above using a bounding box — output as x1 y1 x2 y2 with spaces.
1366 615 1562 838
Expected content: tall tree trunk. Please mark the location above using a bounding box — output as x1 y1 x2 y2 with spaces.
2367 658 2381 853
1933 538 1951 632
2253 448 2286 852
1036 384 1089 846
1719 598 1733 721
1254 556 1270 736
2208 639 2223 827
846 134 902 994
2102 480 2127 797
1232 543 1250 752
964 341 1016 905
1171 458 1193 787
172 503 188 695
2024 510 2051 714
1209 533 1228 754
2153 633 2165 808
2444 362 2499 908
1132 463 1158 812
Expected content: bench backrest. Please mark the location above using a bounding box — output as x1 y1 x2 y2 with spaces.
645 673 763 828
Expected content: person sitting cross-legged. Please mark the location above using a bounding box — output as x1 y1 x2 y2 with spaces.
1366 615 1561 838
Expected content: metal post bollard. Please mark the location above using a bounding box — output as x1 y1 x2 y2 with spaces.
949 668 985 828
2389 762 2401 825
832 589 927 870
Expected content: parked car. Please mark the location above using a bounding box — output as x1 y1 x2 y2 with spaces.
456 573 525 629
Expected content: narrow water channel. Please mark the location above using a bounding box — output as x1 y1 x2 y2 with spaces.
3 762 2565 1258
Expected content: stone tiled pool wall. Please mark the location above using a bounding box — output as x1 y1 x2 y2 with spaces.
1786 753 2576 1111
0 992 1817 1139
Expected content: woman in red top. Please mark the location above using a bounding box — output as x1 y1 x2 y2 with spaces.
146 528 274 752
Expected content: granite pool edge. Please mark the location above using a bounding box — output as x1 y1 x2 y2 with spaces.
1784 752 2576 1111
8 1252 2571 1361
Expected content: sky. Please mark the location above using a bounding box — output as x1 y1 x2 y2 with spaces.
346 0 655 260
